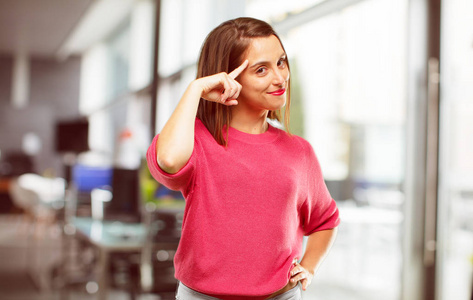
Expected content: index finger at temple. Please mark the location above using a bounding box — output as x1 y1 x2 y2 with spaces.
229 60 249 79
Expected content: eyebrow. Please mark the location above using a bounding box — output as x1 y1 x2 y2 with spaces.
249 53 287 69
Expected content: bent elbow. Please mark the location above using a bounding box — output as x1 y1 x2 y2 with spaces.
156 152 182 175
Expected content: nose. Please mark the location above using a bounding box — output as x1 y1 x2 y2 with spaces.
272 68 289 86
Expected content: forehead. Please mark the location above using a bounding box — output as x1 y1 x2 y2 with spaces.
244 35 285 61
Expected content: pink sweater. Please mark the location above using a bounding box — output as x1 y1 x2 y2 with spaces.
146 118 339 298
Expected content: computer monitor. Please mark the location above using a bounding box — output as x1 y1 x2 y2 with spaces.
72 164 113 208
55 119 89 154
104 168 141 223
72 165 113 193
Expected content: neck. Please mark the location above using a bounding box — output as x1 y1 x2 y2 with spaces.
230 108 269 134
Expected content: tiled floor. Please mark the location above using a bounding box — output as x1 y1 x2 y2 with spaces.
0 215 143 300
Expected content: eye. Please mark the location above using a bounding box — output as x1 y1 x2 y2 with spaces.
277 57 287 68
256 67 267 75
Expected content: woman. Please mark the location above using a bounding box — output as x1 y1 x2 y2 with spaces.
147 17 340 300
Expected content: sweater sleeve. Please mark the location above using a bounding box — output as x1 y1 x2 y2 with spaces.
300 142 340 236
146 134 196 193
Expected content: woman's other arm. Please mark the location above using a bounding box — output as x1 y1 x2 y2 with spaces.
156 60 248 174
290 227 338 290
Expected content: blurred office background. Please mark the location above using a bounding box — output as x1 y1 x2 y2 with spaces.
0 0 472 299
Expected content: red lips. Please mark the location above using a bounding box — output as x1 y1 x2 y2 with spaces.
268 88 286 96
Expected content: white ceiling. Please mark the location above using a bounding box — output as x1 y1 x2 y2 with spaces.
0 0 94 58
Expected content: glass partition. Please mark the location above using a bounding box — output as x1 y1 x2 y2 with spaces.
438 0 473 299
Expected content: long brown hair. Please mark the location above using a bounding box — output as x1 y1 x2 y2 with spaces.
196 17 291 146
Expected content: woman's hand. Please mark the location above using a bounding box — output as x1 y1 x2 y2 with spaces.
289 259 314 291
195 60 248 106
155 60 248 174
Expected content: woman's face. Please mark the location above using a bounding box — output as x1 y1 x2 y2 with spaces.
236 35 290 112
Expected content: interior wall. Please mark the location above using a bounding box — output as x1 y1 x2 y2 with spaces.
0 55 82 177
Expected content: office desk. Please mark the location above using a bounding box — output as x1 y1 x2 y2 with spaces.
72 217 146 300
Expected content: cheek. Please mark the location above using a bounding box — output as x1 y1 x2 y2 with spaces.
284 69 290 81
240 80 267 96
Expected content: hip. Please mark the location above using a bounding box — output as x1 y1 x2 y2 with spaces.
175 281 302 300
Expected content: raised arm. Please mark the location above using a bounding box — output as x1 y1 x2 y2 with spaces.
156 60 248 174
